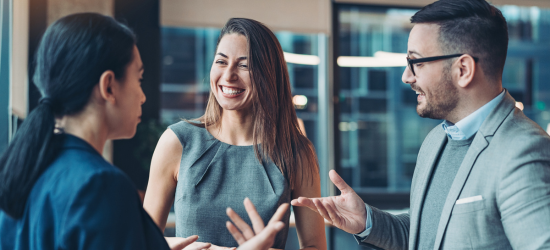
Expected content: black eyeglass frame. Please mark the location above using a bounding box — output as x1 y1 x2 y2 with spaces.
406 54 479 76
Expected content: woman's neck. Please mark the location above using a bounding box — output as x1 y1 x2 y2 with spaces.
57 107 109 154
209 109 255 146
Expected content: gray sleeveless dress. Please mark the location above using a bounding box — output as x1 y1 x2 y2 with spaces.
169 121 291 248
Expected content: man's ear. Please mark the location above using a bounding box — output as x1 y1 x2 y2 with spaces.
98 70 117 104
456 55 476 88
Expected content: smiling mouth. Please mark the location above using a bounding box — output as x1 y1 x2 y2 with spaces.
220 86 245 96
413 89 425 97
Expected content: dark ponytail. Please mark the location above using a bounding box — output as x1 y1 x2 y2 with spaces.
0 13 136 218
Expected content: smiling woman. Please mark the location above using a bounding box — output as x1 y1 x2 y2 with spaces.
144 18 327 250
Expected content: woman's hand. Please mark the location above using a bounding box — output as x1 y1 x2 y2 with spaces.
206 244 237 250
165 236 211 250
225 198 288 250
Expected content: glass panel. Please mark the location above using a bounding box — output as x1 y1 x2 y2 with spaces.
338 6 425 191
0 0 10 153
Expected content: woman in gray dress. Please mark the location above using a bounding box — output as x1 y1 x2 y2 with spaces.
143 18 327 250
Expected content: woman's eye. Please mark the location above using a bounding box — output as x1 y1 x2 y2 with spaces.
216 60 226 65
239 64 248 68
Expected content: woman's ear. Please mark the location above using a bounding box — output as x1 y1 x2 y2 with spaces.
98 70 117 104
456 55 476 88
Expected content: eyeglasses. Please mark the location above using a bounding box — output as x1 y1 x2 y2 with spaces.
406 54 479 76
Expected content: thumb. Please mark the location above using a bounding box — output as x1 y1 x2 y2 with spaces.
258 221 284 240
329 170 354 194
168 235 199 250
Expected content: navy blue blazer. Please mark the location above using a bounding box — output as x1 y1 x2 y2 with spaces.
0 134 169 250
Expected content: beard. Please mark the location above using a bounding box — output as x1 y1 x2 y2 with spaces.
415 66 459 120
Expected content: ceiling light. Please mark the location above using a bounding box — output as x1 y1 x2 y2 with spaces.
284 52 320 65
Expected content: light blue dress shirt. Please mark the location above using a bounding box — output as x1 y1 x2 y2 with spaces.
356 90 506 239
441 90 506 140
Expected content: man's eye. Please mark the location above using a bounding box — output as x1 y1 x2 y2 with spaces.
415 63 423 67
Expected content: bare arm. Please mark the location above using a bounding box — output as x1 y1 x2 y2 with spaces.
143 129 182 232
292 158 327 250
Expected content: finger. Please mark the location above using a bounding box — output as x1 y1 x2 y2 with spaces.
243 198 265 234
167 235 199 250
187 242 211 250
226 207 255 240
226 221 247 245
312 199 333 224
329 170 354 194
267 203 289 225
291 197 317 211
248 221 285 249
321 199 339 223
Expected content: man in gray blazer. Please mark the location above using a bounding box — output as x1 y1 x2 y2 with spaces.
292 0 550 249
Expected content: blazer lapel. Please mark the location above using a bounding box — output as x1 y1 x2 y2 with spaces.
432 133 488 250
432 90 516 249
409 127 447 249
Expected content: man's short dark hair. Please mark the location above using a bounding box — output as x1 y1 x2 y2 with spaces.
411 0 509 81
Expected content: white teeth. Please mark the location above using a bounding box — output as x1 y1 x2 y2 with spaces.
222 86 244 95
416 91 420 94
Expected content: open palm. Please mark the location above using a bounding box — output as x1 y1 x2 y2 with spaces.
291 170 367 234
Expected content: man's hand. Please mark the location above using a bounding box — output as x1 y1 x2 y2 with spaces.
225 198 288 250
291 170 367 234
165 235 211 250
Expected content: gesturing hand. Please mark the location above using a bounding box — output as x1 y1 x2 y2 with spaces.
225 198 288 250
291 170 367 234
165 235 211 250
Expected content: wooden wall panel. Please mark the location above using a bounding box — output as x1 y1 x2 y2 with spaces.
11 0 29 118
334 0 550 9
48 0 113 25
160 0 331 34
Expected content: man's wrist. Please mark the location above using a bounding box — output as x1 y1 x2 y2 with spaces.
354 204 372 238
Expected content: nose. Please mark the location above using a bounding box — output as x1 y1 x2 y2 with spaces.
141 88 146 104
402 66 415 85
223 65 239 82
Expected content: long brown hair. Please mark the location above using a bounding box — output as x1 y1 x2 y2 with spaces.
194 18 318 189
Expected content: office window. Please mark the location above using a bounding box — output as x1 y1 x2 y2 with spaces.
0 0 11 153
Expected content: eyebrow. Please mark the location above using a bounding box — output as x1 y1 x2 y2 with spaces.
216 52 247 60
408 50 423 57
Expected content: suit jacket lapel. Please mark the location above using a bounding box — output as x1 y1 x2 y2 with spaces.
432 90 516 249
409 127 447 249
432 134 488 249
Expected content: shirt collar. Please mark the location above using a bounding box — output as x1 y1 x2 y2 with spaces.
442 90 506 140
62 133 101 155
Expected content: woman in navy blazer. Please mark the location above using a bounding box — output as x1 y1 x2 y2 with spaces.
0 13 207 250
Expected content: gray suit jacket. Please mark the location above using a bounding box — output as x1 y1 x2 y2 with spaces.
358 91 550 249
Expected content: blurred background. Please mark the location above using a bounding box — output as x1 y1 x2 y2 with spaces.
1 0 550 249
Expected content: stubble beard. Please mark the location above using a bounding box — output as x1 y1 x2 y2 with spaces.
416 66 459 120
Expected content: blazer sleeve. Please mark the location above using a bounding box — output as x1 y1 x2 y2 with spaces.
357 206 410 250
59 170 170 250
498 157 550 248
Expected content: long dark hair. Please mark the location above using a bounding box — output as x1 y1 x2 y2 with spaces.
198 18 318 189
0 13 136 218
